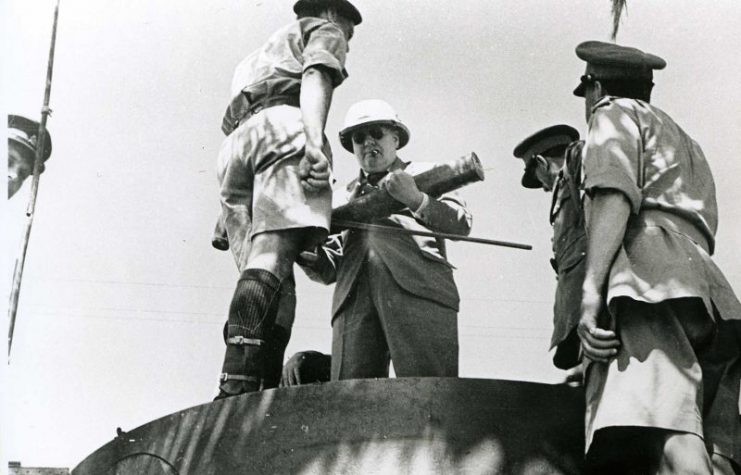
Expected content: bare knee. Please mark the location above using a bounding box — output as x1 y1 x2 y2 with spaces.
658 432 711 475
246 230 305 278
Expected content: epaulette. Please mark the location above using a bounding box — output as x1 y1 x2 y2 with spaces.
565 140 585 183
565 140 584 161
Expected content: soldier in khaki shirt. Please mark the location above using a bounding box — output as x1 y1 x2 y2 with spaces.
214 0 361 399
573 41 741 474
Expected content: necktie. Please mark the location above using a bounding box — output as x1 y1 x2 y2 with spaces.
357 171 388 196
365 171 388 186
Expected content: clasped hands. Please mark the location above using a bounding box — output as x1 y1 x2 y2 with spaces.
299 145 332 192
577 288 620 364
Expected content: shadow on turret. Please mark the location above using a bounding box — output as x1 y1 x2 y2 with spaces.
72 378 585 474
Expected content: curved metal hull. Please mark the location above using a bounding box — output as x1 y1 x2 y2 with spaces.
72 378 585 474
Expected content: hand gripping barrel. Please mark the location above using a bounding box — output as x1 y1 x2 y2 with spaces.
211 152 485 248
330 152 484 232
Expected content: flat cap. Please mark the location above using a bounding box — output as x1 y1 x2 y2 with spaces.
8 114 53 163
573 41 666 97
294 0 362 25
513 124 579 189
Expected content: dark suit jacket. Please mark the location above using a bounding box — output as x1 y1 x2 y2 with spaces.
302 161 473 319
549 141 586 369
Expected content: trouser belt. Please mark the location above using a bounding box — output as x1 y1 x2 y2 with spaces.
241 95 300 123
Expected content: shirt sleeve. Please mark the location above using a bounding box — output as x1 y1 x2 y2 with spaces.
414 191 473 236
582 100 643 214
302 21 349 87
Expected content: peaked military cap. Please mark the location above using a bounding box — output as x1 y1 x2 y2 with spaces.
8 114 53 163
294 0 362 25
513 124 579 189
573 41 666 97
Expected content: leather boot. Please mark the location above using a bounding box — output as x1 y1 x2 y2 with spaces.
214 343 263 400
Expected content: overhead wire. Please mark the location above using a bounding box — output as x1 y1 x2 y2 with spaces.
22 307 554 339
26 277 551 305
23 309 551 341
30 277 553 304
21 261 557 340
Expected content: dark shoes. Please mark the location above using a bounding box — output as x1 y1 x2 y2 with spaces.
214 375 261 401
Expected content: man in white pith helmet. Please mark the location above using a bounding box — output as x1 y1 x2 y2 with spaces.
300 99 472 380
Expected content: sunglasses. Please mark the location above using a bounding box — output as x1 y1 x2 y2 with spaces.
351 126 386 144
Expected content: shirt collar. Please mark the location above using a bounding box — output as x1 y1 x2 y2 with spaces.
358 157 408 184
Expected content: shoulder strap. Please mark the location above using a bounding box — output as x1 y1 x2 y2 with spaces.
561 142 584 219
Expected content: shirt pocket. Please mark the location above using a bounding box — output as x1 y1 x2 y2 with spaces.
553 232 587 274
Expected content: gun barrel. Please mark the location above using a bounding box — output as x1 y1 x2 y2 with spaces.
211 152 485 248
331 152 484 232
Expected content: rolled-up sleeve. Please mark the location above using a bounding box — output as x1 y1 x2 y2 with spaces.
582 102 643 214
302 22 348 87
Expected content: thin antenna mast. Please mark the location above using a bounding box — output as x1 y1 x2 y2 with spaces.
8 0 62 359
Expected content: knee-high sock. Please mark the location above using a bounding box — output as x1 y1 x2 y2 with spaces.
226 268 281 342
221 269 281 379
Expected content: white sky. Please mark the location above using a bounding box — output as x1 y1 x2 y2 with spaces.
2 0 740 469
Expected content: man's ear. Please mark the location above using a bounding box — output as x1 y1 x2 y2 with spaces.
593 80 605 100
323 7 340 23
534 154 548 168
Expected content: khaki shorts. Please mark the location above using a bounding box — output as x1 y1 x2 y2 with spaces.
584 298 712 453
217 105 332 271
701 319 741 465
